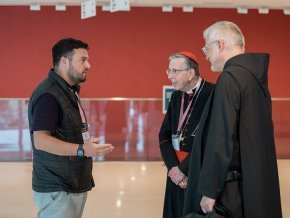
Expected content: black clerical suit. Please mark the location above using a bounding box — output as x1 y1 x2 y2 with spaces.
183 53 282 218
159 79 214 218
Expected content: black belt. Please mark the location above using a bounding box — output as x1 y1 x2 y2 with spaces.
225 171 242 182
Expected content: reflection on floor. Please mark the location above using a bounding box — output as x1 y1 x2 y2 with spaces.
0 161 289 218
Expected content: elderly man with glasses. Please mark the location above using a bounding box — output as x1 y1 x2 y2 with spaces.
183 21 282 218
159 51 214 218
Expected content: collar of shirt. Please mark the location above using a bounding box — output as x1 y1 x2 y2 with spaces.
186 77 203 94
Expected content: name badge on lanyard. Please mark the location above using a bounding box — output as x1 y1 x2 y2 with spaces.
172 93 192 151
171 134 184 151
74 91 90 142
81 123 91 142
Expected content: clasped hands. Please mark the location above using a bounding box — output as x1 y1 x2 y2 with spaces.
168 166 188 189
168 167 216 213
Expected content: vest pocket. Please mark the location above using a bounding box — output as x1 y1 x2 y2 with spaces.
69 157 93 191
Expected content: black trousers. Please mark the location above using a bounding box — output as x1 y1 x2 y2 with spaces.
163 178 185 218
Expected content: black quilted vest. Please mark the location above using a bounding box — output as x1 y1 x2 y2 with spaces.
28 70 94 193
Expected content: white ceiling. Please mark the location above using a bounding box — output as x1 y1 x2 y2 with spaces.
0 0 289 10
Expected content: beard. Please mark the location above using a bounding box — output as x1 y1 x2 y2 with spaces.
68 65 87 85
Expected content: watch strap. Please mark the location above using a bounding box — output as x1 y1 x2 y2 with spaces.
77 144 84 157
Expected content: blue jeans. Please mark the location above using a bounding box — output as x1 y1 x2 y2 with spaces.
33 191 87 218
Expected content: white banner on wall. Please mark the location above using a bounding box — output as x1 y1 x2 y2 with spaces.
81 0 96 19
110 0 130 12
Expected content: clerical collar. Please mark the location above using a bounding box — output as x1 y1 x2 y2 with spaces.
186 77 202 94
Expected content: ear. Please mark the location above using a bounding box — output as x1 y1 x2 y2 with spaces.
189 68 196 80
217 40 224 53
59 56 69 68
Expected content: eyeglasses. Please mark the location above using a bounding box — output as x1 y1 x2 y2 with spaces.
202 40 218 55
166 68 190 76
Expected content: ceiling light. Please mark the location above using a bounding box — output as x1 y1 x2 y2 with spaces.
162 5 173 12
55 4 66 11
258 7 269 14
283 8 290 15
237 6 248 14
182 5 193 13
30 3 40 11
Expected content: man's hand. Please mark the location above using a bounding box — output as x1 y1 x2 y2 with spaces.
84 137 114 157
178 176 188 189
168 166 185 185
200 196 216 214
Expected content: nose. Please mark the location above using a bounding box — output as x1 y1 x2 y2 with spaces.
86 61 91 70
167 73 174 80
205 55 209 61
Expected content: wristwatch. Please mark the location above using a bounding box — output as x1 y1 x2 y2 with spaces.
77 144 84 157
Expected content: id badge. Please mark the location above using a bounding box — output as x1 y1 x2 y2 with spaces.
81 123 91 142
171 134 180 151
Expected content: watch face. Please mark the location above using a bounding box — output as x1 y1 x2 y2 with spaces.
77 149 84 156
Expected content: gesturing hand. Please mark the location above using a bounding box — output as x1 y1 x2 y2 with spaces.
84 137 114 157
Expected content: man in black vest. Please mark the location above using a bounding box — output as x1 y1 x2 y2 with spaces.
28 38 114 218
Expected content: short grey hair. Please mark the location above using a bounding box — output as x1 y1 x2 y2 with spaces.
203 21 245 50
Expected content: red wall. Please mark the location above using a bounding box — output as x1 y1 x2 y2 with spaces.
0 6 290 98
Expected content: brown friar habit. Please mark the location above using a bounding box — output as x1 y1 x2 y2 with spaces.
183 53 282 218
159 79 214 218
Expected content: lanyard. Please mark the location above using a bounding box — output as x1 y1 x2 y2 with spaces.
72 90 87 123
177 92 193 133
176 78 204 134
68 87 91 142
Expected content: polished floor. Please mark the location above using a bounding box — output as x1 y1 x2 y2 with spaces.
0 160 289 218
